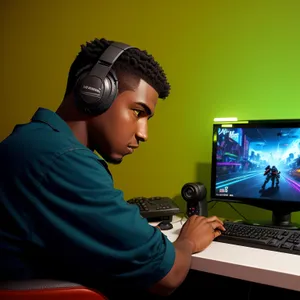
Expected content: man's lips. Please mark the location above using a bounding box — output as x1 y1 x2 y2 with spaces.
127 145 139 154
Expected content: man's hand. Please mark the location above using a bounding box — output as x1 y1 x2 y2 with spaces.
175 215 225 253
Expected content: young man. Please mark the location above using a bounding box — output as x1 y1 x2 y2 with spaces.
0 38 225 298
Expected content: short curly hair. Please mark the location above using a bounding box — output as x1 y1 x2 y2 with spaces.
64 38 171 99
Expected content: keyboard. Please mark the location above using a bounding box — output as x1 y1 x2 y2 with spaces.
215 221 300 256
127 196 180 222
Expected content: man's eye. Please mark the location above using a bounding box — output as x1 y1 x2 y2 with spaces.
133 109 142 117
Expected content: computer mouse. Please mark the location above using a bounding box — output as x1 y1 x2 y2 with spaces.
157 221 173 231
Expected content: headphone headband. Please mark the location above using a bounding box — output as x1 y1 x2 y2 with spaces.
89 42 134 77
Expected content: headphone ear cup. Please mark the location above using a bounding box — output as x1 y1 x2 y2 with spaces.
99 71 118 113
74 71 118 115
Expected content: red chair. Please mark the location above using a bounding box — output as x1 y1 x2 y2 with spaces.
0 279 108 300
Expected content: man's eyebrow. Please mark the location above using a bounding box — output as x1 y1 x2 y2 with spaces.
136 102 153 116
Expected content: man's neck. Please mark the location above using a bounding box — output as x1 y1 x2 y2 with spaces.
65 119 89 147
56 100 89 148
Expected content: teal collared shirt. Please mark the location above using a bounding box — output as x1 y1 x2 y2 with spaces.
0 108 175 295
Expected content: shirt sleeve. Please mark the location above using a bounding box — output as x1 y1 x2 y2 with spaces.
33 148 175 291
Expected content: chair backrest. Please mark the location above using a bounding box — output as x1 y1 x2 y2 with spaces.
0 279 108 300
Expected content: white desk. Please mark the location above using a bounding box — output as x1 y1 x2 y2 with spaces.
153 217 300 292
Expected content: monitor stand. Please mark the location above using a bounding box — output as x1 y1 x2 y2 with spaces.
244 211 300 230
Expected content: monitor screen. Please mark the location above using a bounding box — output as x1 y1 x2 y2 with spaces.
211 120 300 205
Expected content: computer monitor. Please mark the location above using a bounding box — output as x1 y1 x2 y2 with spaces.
210 119 300 229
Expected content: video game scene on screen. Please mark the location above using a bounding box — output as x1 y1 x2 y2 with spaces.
215 127 300 201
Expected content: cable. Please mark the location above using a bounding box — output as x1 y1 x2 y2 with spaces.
208 201 218 211
226 203 249 221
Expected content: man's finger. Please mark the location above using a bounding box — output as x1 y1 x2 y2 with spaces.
213 230 222 238
206 215 224 225
211 221 226 232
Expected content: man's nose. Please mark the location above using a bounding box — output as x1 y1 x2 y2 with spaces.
136 120 148 142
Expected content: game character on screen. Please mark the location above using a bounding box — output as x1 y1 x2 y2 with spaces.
261 165 281 189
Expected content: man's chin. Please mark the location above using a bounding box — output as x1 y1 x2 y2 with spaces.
102 154 123 165
108 158 123 165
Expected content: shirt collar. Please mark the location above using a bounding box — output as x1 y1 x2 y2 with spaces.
31 107 110 171
31 107 74 135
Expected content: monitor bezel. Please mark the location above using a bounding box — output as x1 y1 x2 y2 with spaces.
210 118 300 212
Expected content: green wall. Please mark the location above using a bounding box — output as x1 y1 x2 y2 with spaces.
1 0 300 223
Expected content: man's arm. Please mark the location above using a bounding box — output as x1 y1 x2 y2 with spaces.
149 214 225 296
148 239 193 296
33 149 177 294
34 149 224 296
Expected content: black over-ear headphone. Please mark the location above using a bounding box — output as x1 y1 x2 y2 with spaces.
74 42 134 115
